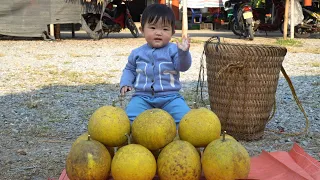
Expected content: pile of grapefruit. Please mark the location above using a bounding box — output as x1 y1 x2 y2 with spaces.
65 105 250 180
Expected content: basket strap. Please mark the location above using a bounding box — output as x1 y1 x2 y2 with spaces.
195 36 221 107
266 66 310 136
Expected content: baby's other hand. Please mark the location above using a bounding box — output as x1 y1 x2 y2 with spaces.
120 86 132 96
177 35 190 51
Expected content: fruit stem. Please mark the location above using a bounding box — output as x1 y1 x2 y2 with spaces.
125 133 130 144
192 101 197 109
88 134 91 141
222 131 226 141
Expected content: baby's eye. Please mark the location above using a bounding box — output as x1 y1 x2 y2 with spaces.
163 28 169 31
149 26 155 29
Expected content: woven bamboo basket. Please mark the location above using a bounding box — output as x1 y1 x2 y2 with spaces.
204 39 287 140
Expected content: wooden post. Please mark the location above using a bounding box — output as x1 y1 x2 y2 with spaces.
290 0 295 39
182 0 188 37
71 24 75 38
283 0 290 39
54 24 61 40
50 24 55 37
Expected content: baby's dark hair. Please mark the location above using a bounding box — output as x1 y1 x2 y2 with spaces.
141 4 176 33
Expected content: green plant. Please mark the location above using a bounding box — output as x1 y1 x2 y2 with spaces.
35 54 54 60
171 37 205 44
115 52 130 56
68 52 91 57
275 38 302 47
311 62 320 67
311 81 320 86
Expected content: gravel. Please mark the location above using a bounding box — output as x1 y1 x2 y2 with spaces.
0 32 319 179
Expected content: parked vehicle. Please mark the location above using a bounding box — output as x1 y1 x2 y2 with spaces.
294 4 320 38
83 0 139 40
225 0 255 40
254 0 285 34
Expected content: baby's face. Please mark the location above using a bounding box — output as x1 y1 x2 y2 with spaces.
142 18 173 48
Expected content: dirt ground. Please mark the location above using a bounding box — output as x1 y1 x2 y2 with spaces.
0 29 319 180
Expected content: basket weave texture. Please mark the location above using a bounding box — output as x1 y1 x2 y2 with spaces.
205 42 287 141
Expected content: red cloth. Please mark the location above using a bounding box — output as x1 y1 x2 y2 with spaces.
58 143 320 180
248 143 320 180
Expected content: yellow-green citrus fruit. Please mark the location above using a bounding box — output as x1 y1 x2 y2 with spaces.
66 137 112 180
88 105 130 147
157 140 201 180
202 137 250 180
132 108 176 150
220 133 236 141
111 144 156 180
179 107 221 147
72 132 115 157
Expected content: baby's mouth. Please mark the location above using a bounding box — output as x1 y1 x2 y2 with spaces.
154 38 162 41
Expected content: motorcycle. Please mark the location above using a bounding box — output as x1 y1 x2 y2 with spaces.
225 0 255 40
253 0 285 35
294 4 320 38
82 0 139 40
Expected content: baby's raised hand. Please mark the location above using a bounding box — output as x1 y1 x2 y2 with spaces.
120 86 132 96
177 35 190 51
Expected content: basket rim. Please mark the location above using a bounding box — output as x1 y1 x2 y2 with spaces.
204 42 287 50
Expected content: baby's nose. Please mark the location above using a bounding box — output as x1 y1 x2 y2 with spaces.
155 29 162 35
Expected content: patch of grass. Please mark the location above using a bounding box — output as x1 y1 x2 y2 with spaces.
83 108 96 119
43 64 57 69
310 62 320 67
182 90 196 103
48 69 59 76
275 38 303 47
25 64 116 85
63 61 72 65
48 118 64 123
311 81 320 86
115 52 130 56
40 126 49 131
109 69 120 73
33 125 50 134
26 100 39 109
68 52 92 57
191 39 206 44
52 69 113 84
65 71 81 81
181 90 210 108
171 37 205 44
35 54 54 60
287 47 320 54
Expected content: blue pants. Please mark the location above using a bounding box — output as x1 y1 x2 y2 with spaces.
125 94 190 124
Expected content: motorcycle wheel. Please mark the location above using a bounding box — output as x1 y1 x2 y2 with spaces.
281 22 311 38
126 18 139 38
280 21 292 35
294 26 311 38
87 28 103 40
85 16 104 40
246 18 254 40
230 18 242 36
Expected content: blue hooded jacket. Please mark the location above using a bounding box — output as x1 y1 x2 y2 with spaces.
120 42 192 97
